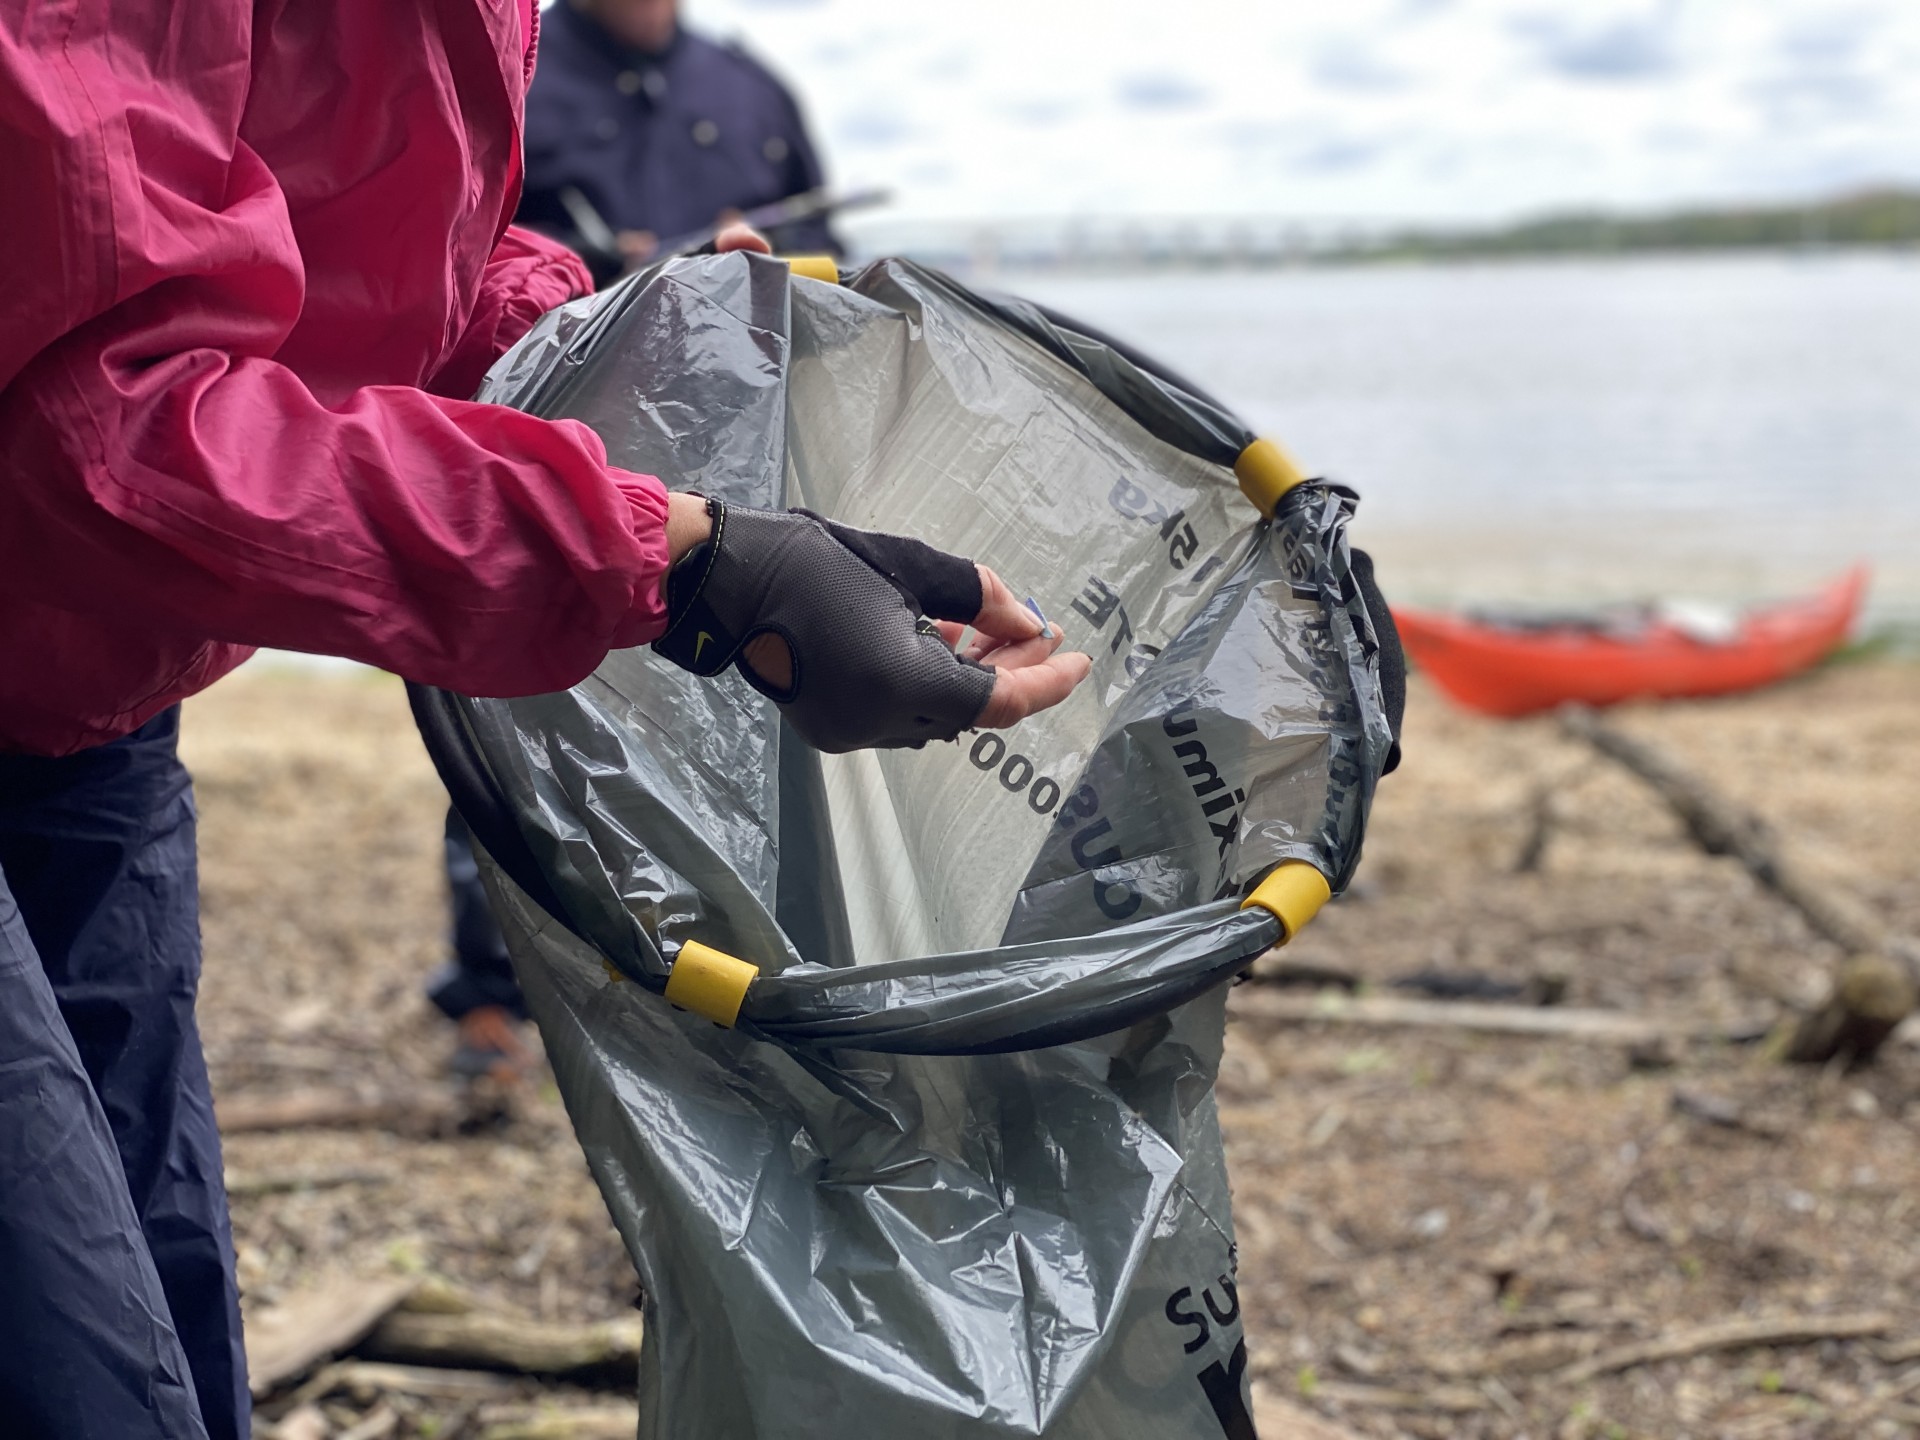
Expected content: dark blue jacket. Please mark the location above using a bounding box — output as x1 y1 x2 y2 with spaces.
520 5 839 278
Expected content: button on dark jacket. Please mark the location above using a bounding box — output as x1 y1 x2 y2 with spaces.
520 5 840 278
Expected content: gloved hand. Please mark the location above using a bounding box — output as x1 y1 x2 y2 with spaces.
653 498 1089 753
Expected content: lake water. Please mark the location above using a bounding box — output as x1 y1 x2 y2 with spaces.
1013 254 1920 624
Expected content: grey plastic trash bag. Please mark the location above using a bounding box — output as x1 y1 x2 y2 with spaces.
411 252 1395 1438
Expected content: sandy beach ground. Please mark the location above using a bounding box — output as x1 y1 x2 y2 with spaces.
186 657 1920 1439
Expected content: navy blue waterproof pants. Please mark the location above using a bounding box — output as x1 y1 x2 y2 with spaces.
425 806 525 1021
0 709 247 1440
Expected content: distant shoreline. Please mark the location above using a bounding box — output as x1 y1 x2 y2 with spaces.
852 186 1920 275
956 244 1920 280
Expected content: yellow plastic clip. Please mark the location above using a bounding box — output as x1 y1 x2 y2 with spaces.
1240 860 1332 943
783 254 840 285
663 939 759 1027
1233 438 1307 518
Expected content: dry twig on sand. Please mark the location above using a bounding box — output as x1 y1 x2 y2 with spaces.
1552 1311 1893 1385
357 1309 644 1381
1229 989 1766 1046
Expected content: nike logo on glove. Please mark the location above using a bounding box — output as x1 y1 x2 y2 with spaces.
694 631 715 664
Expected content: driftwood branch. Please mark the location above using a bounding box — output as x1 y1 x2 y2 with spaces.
1246 958 1565 1004
225 1165 393 1198
1553 1311 1893 1385
396 1275 482 1316
1229 989 1766 1046
1560 706 1915 1064
246 1276 420 1396
1783 953 1917 1065
217 1089 460 1137
476 1407 642 1440
1559 706 1886 951
356 1309 644 1381
288 1359 517 1407
1391 969 1567 1005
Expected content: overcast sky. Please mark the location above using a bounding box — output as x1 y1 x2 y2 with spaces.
674 0 1920 225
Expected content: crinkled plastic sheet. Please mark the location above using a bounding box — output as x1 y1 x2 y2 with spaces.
424 252 1394 1437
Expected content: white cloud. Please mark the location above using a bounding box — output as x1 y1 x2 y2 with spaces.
676 0 1920 222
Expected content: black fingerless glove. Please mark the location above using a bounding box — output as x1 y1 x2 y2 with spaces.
652 499 997 754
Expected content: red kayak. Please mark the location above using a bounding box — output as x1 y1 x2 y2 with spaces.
1391 567 1868 718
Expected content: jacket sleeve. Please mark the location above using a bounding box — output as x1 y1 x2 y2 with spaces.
0 8 671 700
427 224 597 401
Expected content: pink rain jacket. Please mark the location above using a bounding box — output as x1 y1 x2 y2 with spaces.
0 0 672 755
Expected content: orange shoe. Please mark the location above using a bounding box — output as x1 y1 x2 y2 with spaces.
450 1005 534 1085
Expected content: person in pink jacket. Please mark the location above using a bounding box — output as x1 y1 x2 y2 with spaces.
0 4 1085 1435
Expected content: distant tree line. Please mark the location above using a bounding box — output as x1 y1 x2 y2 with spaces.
1363 187 1920 260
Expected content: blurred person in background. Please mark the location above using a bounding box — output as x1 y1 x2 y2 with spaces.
428 0 845 1077
519 0 841 281
431 808 536 1083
